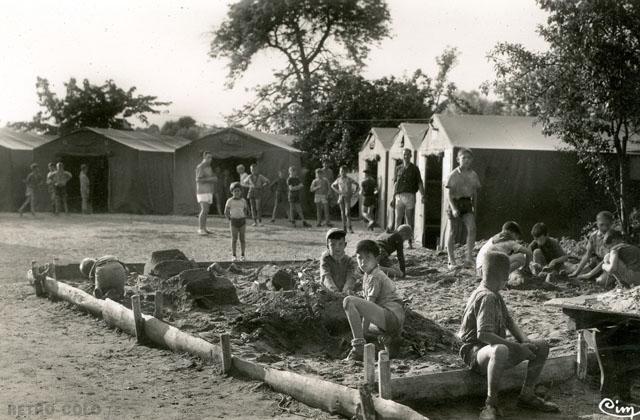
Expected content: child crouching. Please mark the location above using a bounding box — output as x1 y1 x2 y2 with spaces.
343 239 405 361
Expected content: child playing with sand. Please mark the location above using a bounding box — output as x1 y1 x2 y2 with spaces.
320 228 358 293
225 182 249 261
476 221 532 277
331 166 359 233
528 222 569 282
79 256 128 301
602 229 640 288
375 224 413 279
570 211 614 283
343 239 405 361
310 168 332 227
459 251 559 420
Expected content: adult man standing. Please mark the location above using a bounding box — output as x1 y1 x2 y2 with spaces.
195 151 216 235
391 148 424 245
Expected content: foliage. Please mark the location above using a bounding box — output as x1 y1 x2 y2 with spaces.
298 48 460 169
446 90 529 116
9 77 170 135
160 116 206 140
487 0 640 232
210 0 391 131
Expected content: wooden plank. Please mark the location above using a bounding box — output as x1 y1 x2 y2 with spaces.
220 334 232 373
232 356 427 420
131 295 145 344
577 331 588 380
378 350 391 399
390 355 577 402
364 343 376 387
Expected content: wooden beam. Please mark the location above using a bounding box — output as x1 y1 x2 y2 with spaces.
232 356 427 420
131 295 145 344
577 331 588 380
378 350 391 399
390 355 577 402
220 334 232 374
363 343 376 387
41 276 104 317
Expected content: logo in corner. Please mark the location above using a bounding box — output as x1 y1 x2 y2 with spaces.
599 398 640 419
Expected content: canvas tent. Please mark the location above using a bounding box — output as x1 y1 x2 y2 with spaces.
358 127 398 227
173 127 301 215
0 128 54 211
33 127 189 214
415 114 640 249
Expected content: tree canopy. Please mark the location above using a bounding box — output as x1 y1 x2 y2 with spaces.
10 77 170 135
160 116 206 140
488 0 640 231
210 0 391 130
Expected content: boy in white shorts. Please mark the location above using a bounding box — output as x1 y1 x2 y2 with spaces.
195 151 215 235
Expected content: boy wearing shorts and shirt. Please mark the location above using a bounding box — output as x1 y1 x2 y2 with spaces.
445 148 481 269
375 224 413 279
19 163 41 217
320 228 358 293
310 168 332 227
570 211 614 283
331 166 359 233
602 230 640 288
195 151 215 235
529 222 569 281
270 169 289 222
361 169 378 230
225 182 249 261
476 221 532 277
80 256 128 301
287 166 310 227
343 239 405 361
459 252 559 420
246 163 270 226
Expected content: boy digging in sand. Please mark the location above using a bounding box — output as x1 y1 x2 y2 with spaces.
602 229 640 288
476 221 532 277
376 224 413 279
570 211 614 285
459 251 559 420
343 239 405 361
529 222 569 282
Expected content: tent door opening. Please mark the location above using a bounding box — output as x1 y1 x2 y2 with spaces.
422 154 443 249
58 154 109 213
364 158 379 223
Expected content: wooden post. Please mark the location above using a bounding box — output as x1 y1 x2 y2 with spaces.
220 334 232 373
357 385 376 420
30 261 45 297
154 292 163 320
577 330 588 380
378 350 391 399
364 343 375 387
50 257 58 280
131 295 145 344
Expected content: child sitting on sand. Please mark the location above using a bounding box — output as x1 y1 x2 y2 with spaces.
528 222 569 282
343 239 405 361
375 224 413 279
476 221 532 277
79 256 128 301
602 230 640 288
459 252 559 420
225 182 249 261
570 211 614 284
320 228 357 293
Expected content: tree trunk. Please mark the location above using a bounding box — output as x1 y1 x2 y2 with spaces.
618 152 630 234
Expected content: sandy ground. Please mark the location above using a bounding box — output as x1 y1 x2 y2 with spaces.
0 213 613 419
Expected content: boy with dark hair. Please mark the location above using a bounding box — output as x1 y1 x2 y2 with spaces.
343 239 405 361
459 252 559 420
375 224 413 278
287 166 310 228
320 228 357 293
310 168 331 227
331 166 359 233
79 256 128 301
269 169 289 223
570 211 614 282
602 230 640 288
18 163 41 217
361 168 378 230
476 221 532 277
529 222 568 280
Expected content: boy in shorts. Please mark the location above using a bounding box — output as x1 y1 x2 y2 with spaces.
79 256 128 301
343 239 405 361
225 182 249 261
269 169 289 222
246 163 270 226
602 229 640 288
459 252 559 420
310 168 332 227
570 211 614 284
18 163 42 217
287 166 310 227
529 222 569 281
320 228 357 293
331 166 359 233
195 151 215 235
476 221 532 277
375 224 413 279
445 148 481 269
361 169 378 230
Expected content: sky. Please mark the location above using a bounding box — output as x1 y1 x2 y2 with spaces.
0 0 549 129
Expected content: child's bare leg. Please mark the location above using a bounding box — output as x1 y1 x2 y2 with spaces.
239 225 246 257
198 202 210 230
446 221 457 265
463 213 476 264
315 203 322 225
476 344 512 404
231 225 238 256
323 202 331 225
295 204 306 223
255 198 262 222
249 198 257 222
339 200 347 228
342 296 388 340
289 203 295 223
522 340 549 390
271 198 278 221
379 265 403 279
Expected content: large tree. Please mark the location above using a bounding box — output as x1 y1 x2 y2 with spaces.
160 116 204 140
10 77 170 135
488 0 640 232
300 48 459 169
210 0 391 131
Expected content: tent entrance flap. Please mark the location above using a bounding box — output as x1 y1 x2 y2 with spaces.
58 154 109 213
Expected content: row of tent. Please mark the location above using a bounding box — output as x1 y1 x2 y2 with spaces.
0 126 301 215
359 114 640 248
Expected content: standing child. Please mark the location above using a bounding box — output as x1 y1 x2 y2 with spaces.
224 182 249 261
331 166 359 233
18 163 41 217
270 169 289 222
343 239 405 360
361 169 378 230
310 168 331 227
570 211 614 283
529 222 569 282
52 162 72 215
287 166 310 227
246 163 270 226
445 148 481 269
45 162 57 214
79 164 92 215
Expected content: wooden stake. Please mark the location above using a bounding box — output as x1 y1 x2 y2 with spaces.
364 343 375 387
220 334 232 374
378 350 391 399
577 330 588 380
131 295 145 344
358 385 376 420
50 257 58 280
154 292 163 320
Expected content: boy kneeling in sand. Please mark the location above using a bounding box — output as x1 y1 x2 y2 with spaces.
80 256 128 301
343 240 405 361
376 224 413 278
320 228 357 293
459 252 559 420
476 221 532 278
602 229 640 288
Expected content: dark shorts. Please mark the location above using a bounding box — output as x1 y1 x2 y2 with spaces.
54 185 67 199
363 195 377 207
230 218 246 229
447 197 473 219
